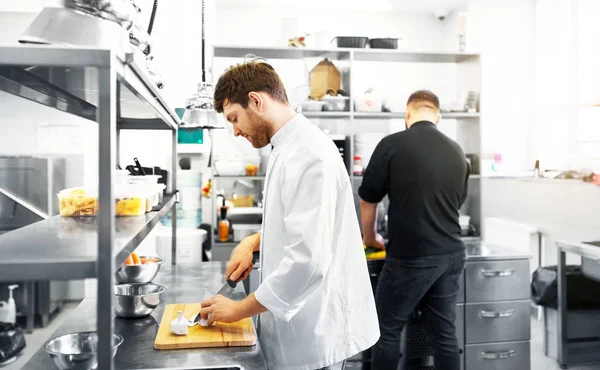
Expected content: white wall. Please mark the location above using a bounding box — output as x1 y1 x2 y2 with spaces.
465 0 536 172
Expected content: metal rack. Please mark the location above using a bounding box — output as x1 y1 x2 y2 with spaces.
213 44 482 233
0 44 179 370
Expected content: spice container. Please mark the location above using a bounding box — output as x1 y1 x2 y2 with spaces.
353 156 363 176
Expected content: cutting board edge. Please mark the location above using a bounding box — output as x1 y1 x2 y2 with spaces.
154 339 258 350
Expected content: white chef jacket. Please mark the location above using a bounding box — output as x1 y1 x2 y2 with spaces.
254 114 380 370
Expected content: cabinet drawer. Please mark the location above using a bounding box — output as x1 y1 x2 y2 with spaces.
466 301 530 344
466 341 530 370
465 260 529 302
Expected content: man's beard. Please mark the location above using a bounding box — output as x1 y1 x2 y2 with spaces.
246 109 272 148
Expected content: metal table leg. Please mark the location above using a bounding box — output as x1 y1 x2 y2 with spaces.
25 281 35 333
557 247 568 369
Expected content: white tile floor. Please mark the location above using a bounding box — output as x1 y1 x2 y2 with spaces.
2 307 599 370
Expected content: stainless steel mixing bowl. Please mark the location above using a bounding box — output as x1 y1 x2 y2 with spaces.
114 256 162 284
114 283 166 319
43 331 123 370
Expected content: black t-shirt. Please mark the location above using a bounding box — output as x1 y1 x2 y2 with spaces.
358 121 470 258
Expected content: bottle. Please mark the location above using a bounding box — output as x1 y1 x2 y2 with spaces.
218 199 230 242
0 285 18 324
353 156 363 176
534 160 540 178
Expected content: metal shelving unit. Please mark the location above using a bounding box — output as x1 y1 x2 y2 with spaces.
213 44 482 235
0 44 180 370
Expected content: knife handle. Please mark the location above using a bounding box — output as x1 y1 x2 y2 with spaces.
252 251 260 265
226 279 237 288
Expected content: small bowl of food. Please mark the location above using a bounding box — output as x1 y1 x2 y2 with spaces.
44 331 123 370
115 253 162 284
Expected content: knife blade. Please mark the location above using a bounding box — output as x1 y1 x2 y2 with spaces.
192 279 238 325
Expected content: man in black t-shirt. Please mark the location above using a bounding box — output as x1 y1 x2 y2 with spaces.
359 90 469 370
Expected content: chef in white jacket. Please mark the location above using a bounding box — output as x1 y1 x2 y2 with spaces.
200 60 379 370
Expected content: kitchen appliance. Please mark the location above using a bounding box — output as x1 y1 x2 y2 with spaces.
369 38 399 49
330 135 351 174
113 283 165 319
332 36 369 48
44 331 123 370
154 303 257 349
180 0 226 170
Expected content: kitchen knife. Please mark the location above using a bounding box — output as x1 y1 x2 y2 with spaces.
192 279 238 326
191 253 259 326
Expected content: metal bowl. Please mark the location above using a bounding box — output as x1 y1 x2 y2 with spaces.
115 256 162 284
114 283 166 319
43 331 123 370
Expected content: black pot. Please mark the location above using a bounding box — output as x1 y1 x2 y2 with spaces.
332 36 369 48
369 38 399 49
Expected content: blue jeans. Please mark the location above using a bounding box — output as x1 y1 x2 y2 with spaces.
371 250 466 370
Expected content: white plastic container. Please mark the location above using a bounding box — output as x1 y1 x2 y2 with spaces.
128 175 161 185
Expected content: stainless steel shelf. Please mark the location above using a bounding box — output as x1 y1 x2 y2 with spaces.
213 45 479 64
352 49 480 63
0 194 176 282
213 176 266 181
0 45 180 130
354 112 480 119
303 111 352 118
214 45 352 60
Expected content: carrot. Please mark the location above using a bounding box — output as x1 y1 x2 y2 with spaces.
131 253 142 265
125 255 134 265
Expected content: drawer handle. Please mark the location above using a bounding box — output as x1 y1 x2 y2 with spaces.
481 350 516 360
480 309 515 318
481 269 515 277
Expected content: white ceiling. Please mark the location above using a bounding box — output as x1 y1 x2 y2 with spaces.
218 0 468 13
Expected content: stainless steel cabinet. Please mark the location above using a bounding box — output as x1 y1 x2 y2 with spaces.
465 259 530 302
462 257 531 370
465 341 530 370
465 301 530 344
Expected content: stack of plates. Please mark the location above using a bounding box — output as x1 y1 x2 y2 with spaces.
354 133 386 169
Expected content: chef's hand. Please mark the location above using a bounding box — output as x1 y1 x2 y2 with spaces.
200 295 243 325
226 233 259 282
364 233 385 250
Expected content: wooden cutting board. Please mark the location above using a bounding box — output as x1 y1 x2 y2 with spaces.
154 303 257 350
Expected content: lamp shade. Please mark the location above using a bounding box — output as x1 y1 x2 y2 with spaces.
181 82 226 129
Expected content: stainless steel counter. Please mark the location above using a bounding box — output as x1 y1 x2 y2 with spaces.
554 239 600 368
465 241 532 261
22 262 267 370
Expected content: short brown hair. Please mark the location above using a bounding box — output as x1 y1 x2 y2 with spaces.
406 90 440 111
214 59 289 113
